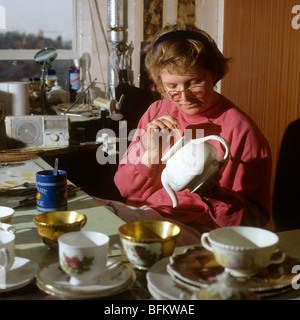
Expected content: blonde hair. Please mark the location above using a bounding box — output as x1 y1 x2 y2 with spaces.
145 24 230 91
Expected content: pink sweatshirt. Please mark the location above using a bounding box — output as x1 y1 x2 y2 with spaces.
114 96 271 233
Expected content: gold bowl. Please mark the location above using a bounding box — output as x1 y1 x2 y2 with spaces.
118 220 181 270
33 211 87 250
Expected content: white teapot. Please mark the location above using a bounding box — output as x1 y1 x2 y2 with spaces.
161 135 230 207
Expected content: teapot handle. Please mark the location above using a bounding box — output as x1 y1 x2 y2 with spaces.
194 135 230 163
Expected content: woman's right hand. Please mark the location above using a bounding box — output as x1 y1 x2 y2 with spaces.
142 114 180 168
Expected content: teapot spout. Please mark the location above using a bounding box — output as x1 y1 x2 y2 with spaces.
161 169 178 208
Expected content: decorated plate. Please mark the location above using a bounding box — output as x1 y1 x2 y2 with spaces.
167 246 299 295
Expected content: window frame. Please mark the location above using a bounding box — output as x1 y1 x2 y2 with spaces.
0 0 79 60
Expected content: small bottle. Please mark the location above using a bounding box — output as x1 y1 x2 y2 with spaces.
47 81 70 106
45 68 57 91
28 77 41 103
69 60 80 102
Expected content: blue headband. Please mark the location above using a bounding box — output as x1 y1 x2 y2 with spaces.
152 30 211 52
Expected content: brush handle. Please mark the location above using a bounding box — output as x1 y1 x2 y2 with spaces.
54 158 58 175
167 111 182 138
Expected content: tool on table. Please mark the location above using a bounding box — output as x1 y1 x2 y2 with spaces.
0 182 36 193
0 162 26 169
64 78 97 115
15 185 83 208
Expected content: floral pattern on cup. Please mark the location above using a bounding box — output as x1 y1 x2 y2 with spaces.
121 239 162 269
130 245 158 266
215 251 253 269
62 253 94 275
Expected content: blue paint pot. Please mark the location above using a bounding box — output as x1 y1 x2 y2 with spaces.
36 170 67 213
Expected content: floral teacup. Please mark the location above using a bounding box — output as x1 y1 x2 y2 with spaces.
119 220 180 270
58 231 122 286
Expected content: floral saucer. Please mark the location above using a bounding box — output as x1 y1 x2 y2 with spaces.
36 260 136 299
0 256 39 293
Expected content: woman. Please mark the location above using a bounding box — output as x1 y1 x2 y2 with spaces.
113 24 272 238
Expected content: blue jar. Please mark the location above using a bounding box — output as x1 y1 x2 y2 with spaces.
36 170 67 213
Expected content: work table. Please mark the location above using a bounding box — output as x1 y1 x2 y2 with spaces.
0 157 300 300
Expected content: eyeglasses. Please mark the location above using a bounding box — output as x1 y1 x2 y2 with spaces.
165 85 205 102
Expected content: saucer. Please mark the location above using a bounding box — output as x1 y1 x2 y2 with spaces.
0 256 39 293
147 282 168 300
167 246 299 296
167 246 223 288
36 260 136 299
146 257 190 300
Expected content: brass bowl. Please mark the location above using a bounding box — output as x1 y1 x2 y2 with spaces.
33 211 87 250
119 220 180 270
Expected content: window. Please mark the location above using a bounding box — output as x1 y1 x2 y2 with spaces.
0 5 5 30
0 0 79 89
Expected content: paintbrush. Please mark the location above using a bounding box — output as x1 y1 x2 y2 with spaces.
167 111 182 138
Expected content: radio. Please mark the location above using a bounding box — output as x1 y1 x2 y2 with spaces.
4 115 70 148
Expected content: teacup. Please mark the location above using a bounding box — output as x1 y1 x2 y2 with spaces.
119 220 180 270
201 226 286 277
0 229 15 271
0 207 15 224
58 231 122 286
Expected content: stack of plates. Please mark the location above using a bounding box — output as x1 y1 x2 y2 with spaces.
146 257 189 300
36 260 136 299
147 246 300 299
166 246 222 294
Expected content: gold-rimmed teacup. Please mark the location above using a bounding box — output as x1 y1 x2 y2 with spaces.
33 211 87 250
119 220 180 270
